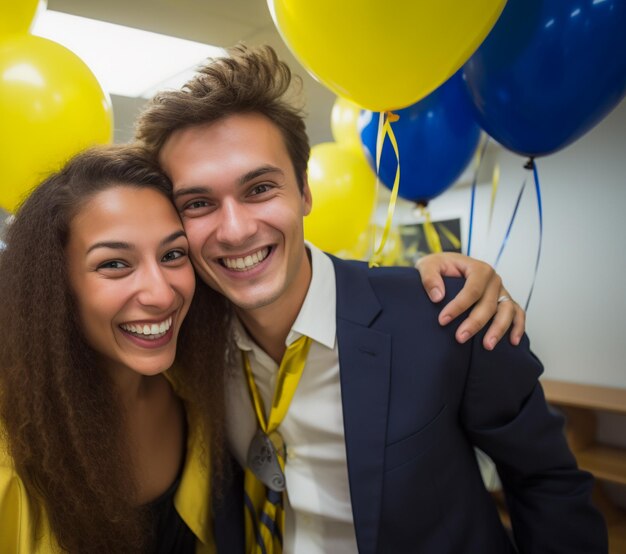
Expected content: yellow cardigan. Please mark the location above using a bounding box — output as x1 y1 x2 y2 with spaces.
0 377 216 554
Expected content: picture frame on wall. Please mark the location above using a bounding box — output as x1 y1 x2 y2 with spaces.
397 216 463 266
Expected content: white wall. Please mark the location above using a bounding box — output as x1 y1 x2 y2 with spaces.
385 99 626 389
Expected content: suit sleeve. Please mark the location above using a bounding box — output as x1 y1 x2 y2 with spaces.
461 332 608 553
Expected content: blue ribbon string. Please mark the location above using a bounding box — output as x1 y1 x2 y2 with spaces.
494 177 527 269
466 137 489 257
524 158 543 311
493 158 543 310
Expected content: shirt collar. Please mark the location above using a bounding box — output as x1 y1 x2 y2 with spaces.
233 242 336 352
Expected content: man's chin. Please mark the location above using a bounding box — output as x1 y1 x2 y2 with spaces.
228 288 283 313
199 265 285 312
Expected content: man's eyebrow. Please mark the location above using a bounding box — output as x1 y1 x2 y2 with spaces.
173 186 211 201
238 165 284 186
173 166 284 201
86 231 186 255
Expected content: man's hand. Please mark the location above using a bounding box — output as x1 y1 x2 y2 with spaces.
415 252 525 350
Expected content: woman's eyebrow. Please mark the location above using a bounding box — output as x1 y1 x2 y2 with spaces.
86 241 130 254
160 230 186 247
85 230 185 255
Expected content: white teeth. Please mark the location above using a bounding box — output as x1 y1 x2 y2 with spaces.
120 316 172 339
223 247 269 271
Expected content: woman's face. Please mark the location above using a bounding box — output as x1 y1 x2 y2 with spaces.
66 185 195 379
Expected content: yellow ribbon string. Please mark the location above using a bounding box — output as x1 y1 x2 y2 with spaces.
369 112 385 259
436 222 461 250
418 204 443 253
467 134 491 256
369 111 401 268
488 163 500 233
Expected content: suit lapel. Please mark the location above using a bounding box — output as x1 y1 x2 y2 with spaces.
331 257 391 554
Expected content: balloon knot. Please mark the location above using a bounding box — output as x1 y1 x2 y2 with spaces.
524 157 535 170
385 111 400 123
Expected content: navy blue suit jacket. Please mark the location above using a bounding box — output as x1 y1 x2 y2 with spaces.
214 256 608 553
331 257 606 553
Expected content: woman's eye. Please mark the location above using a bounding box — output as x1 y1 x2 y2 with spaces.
97 260 128 270
162 249 187 263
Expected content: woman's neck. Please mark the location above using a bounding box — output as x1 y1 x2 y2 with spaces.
102 362 185 504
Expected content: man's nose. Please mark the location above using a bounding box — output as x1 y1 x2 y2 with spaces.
215 199 257 247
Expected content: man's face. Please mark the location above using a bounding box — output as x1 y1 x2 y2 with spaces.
159 113 312 315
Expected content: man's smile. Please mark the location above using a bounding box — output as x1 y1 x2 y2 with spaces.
220 246 272 272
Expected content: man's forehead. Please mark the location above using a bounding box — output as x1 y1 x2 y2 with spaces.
160 115 296 184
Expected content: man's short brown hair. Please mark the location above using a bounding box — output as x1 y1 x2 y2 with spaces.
135 44 310 192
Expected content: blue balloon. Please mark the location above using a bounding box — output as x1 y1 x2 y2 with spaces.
463 0 626 157
359 72 481 204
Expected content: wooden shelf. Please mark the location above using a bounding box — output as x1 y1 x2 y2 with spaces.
541 379 626 415
608 521 626 554
609 522 626 554
577 445 626 486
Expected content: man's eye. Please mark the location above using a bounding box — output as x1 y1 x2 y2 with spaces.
185 200 209 210
250 183 273 195
162 249 187 262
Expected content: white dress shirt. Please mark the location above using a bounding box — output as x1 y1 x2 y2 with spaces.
225 244 360 553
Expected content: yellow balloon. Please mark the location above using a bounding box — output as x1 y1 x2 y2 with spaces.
337 224 404 265
331 97 363 150
0 35 113 212
304 142 377 254
0 0 47 36
268 0 506 111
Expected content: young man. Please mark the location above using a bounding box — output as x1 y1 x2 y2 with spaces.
137 46 607 554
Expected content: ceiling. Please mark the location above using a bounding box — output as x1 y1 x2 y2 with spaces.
48 0 337 145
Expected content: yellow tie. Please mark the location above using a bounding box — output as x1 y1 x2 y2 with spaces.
242 335 312 554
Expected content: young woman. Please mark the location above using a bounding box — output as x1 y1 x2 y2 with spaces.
0 146 233 553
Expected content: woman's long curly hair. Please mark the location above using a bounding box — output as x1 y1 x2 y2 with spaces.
0 145 232 553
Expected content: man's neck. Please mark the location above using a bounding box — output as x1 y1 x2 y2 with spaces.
235 249 312 364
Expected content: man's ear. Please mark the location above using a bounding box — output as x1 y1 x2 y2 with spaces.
302 174 313 216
